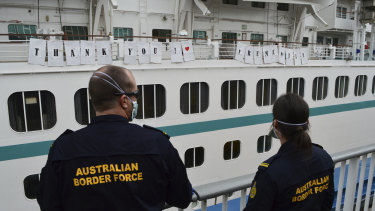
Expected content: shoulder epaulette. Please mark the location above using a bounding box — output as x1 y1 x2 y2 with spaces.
143 124 170 139
258 154 280 171
312 143 323 149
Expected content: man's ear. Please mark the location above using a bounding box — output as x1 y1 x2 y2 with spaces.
120 95 128 109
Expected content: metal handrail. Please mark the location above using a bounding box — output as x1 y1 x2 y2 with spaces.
182 143 375 211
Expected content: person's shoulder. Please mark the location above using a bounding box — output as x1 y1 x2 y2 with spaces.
312 143 334 166
142 124 170 140
257 153 281 172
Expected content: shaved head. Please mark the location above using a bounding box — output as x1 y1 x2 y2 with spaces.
89 65 136 112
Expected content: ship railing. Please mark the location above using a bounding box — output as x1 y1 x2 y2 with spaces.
0 35 357 63
174 143 375 211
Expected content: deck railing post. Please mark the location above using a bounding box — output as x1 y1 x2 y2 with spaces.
364 152 375 210
343 157 360 211
240 189 247 210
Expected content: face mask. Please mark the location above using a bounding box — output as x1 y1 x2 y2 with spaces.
126 95 138 121
268 126 280 139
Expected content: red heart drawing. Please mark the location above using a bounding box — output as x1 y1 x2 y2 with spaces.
185 47 190 51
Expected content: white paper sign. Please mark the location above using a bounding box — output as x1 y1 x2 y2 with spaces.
47 41 64 66
270 45 279 63
294 49 302 66
254 46 263 65
278 47 286 65
64 41 80 66
235 42 246 62
96 41 112 65
124 41 137 65
150 41 162 64
285 48 294 66
182 40 195 62
301 48 309 65
80 41 95 65
28 39 46 65
244 45 254 64
138 42 150 64
170 42 183 63
263 46 272 64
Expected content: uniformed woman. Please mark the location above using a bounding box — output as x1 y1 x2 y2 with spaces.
244 93 334 211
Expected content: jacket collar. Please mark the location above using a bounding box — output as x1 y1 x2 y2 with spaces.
90 114 129 124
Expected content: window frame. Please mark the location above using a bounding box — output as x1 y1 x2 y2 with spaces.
180 82 209 114
184 147 205 168
152 29 172 42
336 6 347 19
312 76 329 101
335 76 349 98
251 2 265 8
8 90 57 132
277 3 289 11
222 0 238 5
113 27 133 41
221 80 246 110
257 135 272 153
74 88 95 125
8 24 37 40
62 26 88 40
286 78 305 97
256 79 277 106
251 33 264 45
354 75 368 96
223 140 241 160
136 84 166 119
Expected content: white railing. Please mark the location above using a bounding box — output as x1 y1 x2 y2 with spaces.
174 143 375 211
0 39 362 63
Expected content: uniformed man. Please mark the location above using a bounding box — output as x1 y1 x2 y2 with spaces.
37 65 192 211
244 93 334 211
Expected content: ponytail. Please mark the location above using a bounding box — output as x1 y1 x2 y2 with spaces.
290 129 312 156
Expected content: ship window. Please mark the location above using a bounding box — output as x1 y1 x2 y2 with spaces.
336 6 347 19
257 135 272 153
8 24 37 40
312 77 328 101
276 35 287 43
8 91 57 132
302 37 309 46
136 84 166 119
335 76 349 98
180 82 209 114
152 29 172 42
193 30 207 44
223 0 238 5
287 78 305 97
74 88 96 125
354 75 367 96
222 32 237 44
185 147 204 168
252 2 265 8
277 3 289 11
256 79 277 106
113 27 133 41
224 140 240 160
221 80 246 110
251 34 264 45
372 76 375 95
62 26 88 40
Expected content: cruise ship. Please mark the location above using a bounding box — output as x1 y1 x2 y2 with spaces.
0 0 375 210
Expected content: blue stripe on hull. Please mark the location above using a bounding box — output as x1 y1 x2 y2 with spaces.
0 100 375 162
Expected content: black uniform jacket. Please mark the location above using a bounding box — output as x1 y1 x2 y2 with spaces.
244 141 334 211
37 115 192 211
